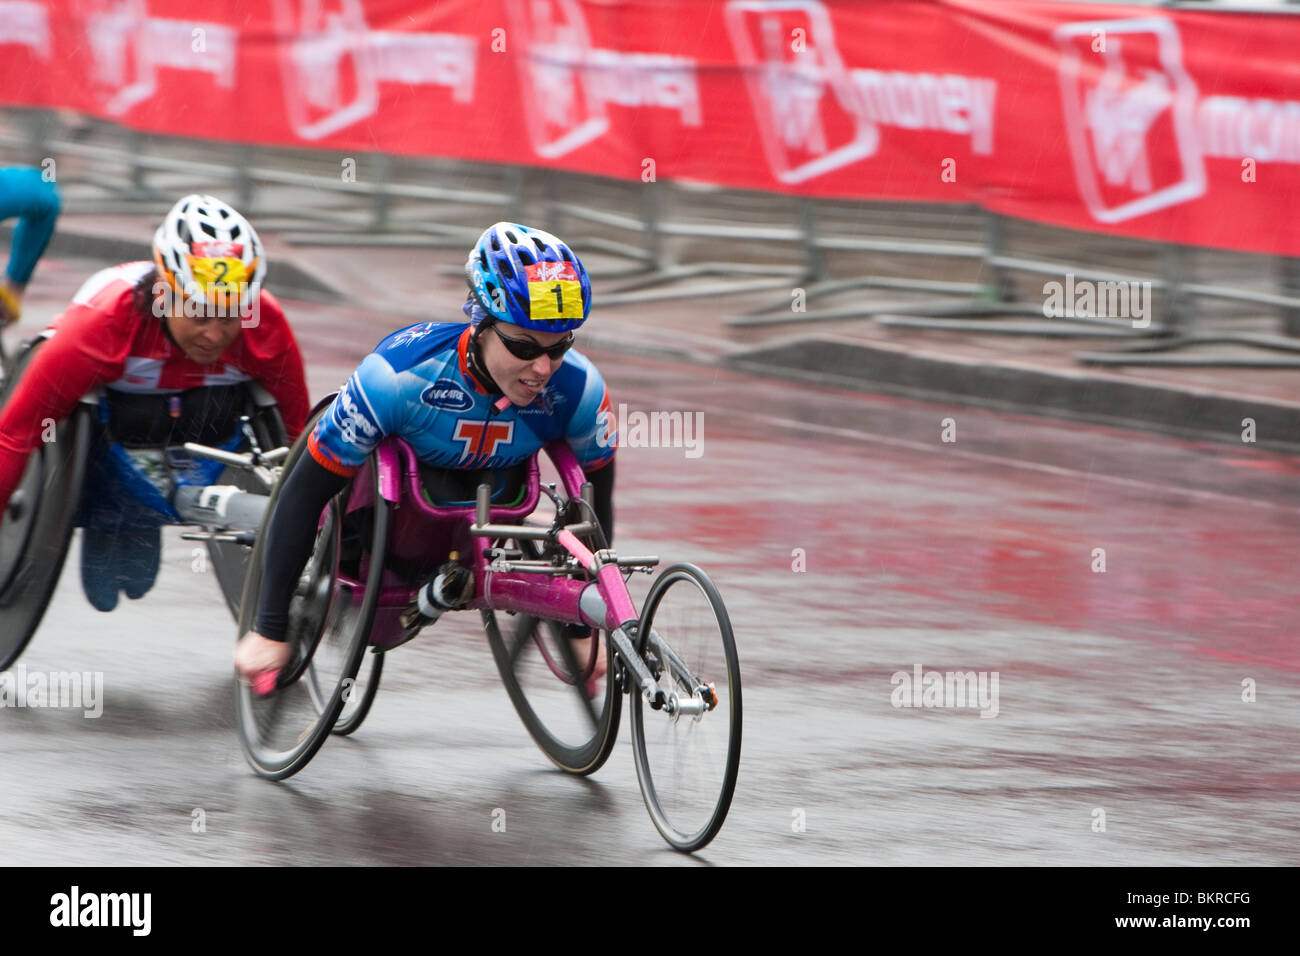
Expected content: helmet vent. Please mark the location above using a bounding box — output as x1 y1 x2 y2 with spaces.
505 229 519 244
200 221 218 237
229 224 241 239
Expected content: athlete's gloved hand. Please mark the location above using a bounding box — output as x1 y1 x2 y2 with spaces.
0 281 22 325
431 559 475 607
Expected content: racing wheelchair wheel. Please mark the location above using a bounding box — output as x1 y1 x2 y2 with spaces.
629 563 742 853
208 391 289 620
328 644 383 736
234 407 389 779
483 519 621 776
0 340 93 671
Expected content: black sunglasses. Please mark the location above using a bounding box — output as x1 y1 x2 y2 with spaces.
490 324 574 361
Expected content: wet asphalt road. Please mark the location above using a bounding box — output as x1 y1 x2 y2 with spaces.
2 284 1299 866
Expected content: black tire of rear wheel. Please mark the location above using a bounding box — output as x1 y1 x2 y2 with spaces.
483 539 620 775
233 408 388 780
0 341 92 671
331 646 383 736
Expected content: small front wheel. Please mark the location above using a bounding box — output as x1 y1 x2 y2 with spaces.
629 563 742 853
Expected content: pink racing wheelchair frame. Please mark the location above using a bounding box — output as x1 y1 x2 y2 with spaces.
249 423 739 853
339 437 656 702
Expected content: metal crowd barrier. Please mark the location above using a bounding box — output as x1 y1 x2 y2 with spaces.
0 111 519 247
4 107 1299 368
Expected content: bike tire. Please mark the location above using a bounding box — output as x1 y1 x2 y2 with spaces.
329 646 383 736
483 538 621 775
234 412 388 780
0 341 92 670
629 563 742 853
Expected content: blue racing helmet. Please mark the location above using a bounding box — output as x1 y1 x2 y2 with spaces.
465 222 591 332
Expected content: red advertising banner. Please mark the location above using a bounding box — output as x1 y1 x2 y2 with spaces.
948 1 1300 256
1 1 1298 255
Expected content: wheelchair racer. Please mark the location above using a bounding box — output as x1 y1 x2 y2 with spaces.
0 165 62 326
0 194 309 610
235 222 617 687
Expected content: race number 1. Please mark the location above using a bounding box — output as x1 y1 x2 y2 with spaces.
525 261 582 322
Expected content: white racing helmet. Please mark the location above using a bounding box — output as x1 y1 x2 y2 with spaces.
152 194 264 317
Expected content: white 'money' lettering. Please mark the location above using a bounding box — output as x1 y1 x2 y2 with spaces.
146 20 237 82
851 70 997 154
1197 96 1300 164
0 1 50 55
369 32 478 102
584 50 702 126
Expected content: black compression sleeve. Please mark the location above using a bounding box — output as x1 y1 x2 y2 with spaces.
585 458 615 546
254 453 350 642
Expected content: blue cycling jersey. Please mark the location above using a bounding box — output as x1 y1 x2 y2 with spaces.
308 322 617 477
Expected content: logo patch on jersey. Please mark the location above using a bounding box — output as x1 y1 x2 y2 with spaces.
335 384 380 444
390 323 434 348
525 261 582 323
516 386 559 415
539 386 560 415
421 378 473 412
453 419 515 463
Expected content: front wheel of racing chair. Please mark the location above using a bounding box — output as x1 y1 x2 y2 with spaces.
234 402 389 779
0 338 94 671
629 563 742 853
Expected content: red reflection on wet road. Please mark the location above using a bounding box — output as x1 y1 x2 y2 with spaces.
608 362 1300 677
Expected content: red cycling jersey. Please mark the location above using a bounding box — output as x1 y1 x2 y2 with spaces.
0 261 309 511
